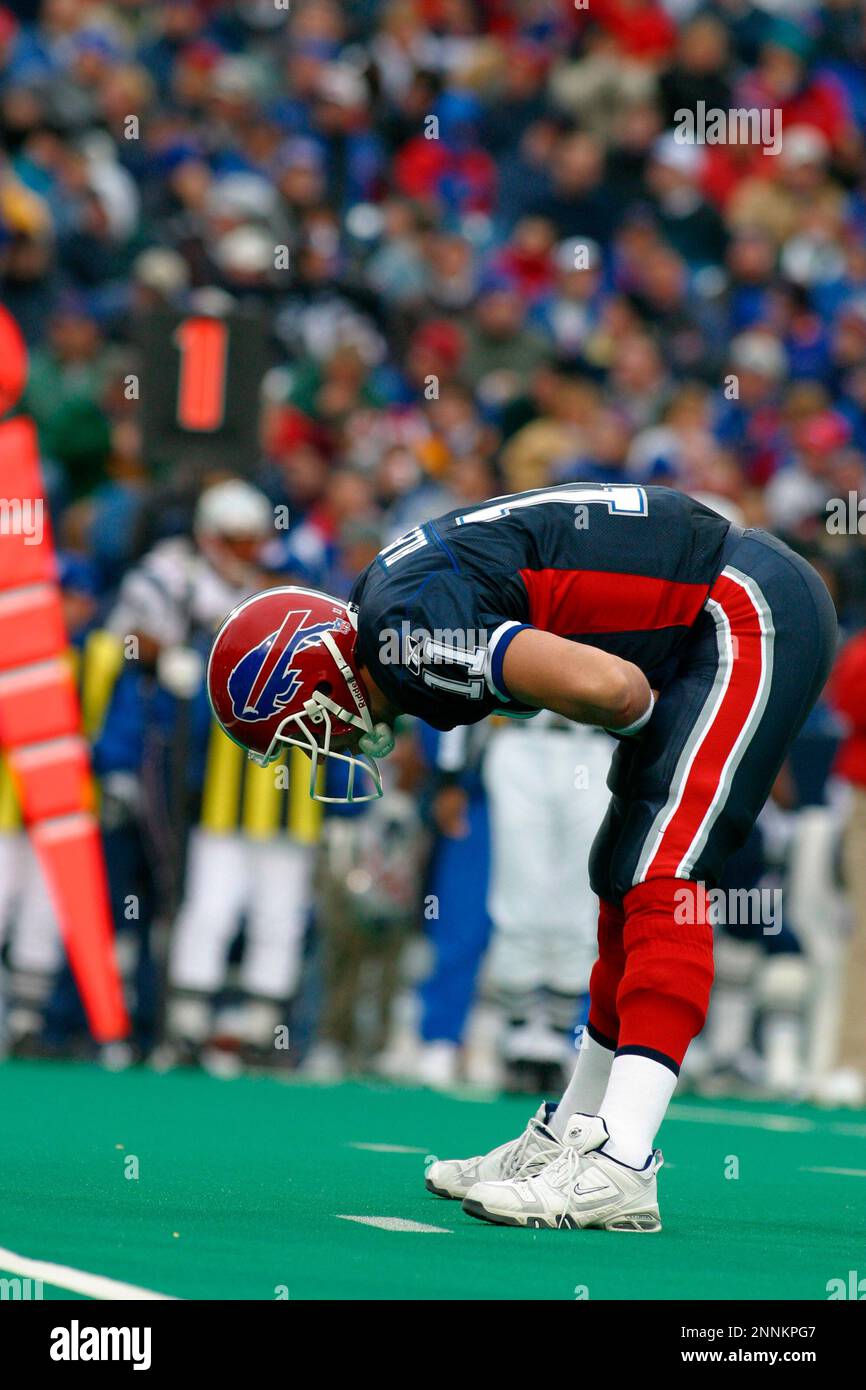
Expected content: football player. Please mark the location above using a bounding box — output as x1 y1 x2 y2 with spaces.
207 482 837 1232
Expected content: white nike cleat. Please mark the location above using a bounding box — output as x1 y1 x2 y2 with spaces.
463 1112 663 1232
425 1102 562 1200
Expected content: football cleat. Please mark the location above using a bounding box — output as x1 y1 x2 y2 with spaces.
462 1112 663 1232
207 586 392 803
425 1102 562 1200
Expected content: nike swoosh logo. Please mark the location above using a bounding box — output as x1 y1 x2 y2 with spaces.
573 1183 610 1197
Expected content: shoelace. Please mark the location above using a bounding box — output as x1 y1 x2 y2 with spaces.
559 1148 603 1229
505 1120 561 1180
523 1144 601 1229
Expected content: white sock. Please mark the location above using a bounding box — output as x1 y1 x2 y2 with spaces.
597 1054 678 1168
550 1029 615 1140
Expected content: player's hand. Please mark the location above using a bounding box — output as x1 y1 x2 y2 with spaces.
432 785 470 839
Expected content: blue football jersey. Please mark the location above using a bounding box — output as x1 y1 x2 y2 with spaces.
351 483 731 731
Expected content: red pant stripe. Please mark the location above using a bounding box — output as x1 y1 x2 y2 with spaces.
636 567 773 882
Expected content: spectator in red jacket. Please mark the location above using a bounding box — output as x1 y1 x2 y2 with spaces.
827 632 866 1099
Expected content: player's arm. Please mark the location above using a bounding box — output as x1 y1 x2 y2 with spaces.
501 628 655 733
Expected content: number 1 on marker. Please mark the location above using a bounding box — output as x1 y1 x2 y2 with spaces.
174 317 229 432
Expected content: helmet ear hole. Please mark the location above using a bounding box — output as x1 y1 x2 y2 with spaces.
315 680 333 696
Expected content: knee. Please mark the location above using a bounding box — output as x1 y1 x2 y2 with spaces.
589 821 621 903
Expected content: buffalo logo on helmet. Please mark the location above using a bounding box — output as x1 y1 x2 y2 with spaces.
227 608 350 722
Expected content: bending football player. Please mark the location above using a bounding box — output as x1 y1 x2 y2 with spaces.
208 483 837 1233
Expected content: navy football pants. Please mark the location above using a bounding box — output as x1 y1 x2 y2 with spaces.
589 526 838 905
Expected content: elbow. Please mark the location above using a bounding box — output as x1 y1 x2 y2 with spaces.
604 666 651 729
607 672 638 727
569 668 634 726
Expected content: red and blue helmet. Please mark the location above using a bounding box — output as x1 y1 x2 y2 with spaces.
206 586 384 803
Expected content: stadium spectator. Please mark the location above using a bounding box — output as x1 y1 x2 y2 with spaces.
825 630 866 1104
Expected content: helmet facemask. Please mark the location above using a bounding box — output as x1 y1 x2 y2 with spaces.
247 630 387 804
249 702 383 803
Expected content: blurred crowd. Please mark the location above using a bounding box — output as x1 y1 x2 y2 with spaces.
2 0 866 1103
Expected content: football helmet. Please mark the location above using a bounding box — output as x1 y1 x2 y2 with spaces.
207 586 393 803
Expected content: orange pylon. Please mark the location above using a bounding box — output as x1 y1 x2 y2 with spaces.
0 312 129 1042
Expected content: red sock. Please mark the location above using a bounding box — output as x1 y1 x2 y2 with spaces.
617 878 714 1070
587 898 626 1047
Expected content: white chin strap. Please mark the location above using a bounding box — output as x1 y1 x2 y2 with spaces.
318 629 395 760
247 631 393 804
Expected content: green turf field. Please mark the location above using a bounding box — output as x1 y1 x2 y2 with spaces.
1 1059 863 1300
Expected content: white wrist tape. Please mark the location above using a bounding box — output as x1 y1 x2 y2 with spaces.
607 690 656 738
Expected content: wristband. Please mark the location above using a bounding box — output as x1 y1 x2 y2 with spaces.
606 690 656 738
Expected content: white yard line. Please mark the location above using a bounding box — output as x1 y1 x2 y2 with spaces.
348 1142 429 1154
666 1104 814 1132
336 1215 452 1233
0 1245 177 1301
800 1166 866 1178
